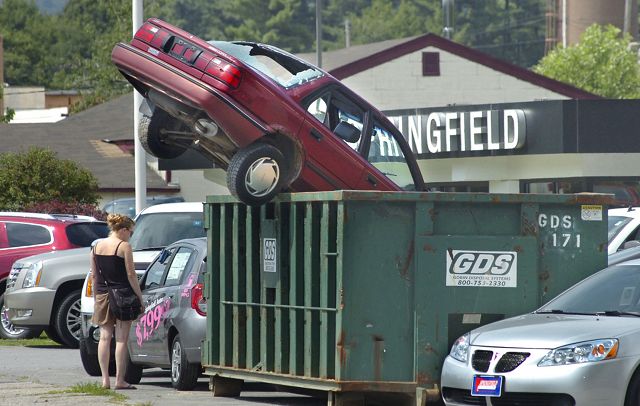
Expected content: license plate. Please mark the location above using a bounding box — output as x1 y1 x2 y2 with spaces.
471 375 503 397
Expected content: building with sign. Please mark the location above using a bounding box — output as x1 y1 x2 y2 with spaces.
386 99 640 205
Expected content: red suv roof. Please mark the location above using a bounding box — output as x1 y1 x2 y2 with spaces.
0 213 109 284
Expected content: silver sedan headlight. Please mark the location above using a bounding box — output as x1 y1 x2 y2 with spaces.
22 262 43 288
449 332 470 363
538 338 619 366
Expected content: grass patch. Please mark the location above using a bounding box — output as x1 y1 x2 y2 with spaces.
0 332 59 347
0 336 58 347
48 382 127 402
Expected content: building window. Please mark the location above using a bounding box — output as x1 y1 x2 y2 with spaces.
522 179 640 208
422 52 440 76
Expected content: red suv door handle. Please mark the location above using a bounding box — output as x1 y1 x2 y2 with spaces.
367 174 378 187
310 129 323 141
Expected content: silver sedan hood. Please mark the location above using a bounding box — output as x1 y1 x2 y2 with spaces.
470 313 640 349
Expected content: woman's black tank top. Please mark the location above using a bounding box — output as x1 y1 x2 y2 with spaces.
94 241 129 294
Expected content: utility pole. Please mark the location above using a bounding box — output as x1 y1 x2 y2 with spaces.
345 19 351 48
316 0 322 68
623 0 632 36
132 0 147 216
562 0 567 47
442 0 454 39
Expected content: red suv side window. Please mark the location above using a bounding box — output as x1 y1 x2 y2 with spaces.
0 223 8 249
5 222 52 247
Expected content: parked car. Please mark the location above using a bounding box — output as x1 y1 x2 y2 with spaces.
79 202 205 375
125 237 207 390
102 195 185 218
6 247 95 347
0 212 108 339
608 207 640 254
610 244 640 266
441 258 640 406
111 18 425 206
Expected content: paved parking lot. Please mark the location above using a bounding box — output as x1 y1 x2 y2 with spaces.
0 345 325 406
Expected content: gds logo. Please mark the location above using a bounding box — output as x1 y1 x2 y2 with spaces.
263 238 277 273
448 250 516 275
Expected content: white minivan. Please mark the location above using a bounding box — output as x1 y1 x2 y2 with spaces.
78 202 204 376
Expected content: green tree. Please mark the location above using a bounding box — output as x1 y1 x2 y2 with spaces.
220 0 316 52
534 24 640 98
454 0 546 68
0 147 99 211
0 87 15 123
48 0 132 111
144 0 227 40
344 0 442 46
0 0 52 85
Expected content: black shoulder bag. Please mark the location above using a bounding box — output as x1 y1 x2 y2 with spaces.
93 245 142 321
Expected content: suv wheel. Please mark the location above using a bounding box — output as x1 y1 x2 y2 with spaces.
125 354 143 384
139 109 189 159
79 338 101 376
53 291 82 348
45 327 65 345
171 334 200 390
227 143 285 206
0 294 42 340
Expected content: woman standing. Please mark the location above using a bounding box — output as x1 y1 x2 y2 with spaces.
90 214 143 390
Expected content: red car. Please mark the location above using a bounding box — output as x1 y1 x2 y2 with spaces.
0 212 108 339
112 18 425 206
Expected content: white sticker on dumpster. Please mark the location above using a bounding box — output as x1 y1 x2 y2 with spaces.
446 250 517 288
581 205 602 221
263 238 277 273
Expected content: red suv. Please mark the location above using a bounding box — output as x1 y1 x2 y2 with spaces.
0 212 108 339
112 18 425 206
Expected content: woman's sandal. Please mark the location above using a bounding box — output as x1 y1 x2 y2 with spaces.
114 384 137 390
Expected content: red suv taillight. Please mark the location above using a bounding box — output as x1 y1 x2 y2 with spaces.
191 283 207 316
204 57 242 88
133 20 242 88
134 22 158 43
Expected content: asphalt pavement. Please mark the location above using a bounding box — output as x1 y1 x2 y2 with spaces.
0 345 326 406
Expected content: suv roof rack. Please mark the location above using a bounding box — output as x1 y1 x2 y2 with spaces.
0 212 58 220
0 212 98 221
50 214 98 221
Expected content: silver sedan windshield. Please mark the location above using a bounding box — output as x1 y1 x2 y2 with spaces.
538 264 640 315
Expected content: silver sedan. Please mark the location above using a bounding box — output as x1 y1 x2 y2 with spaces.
441 259 640 406
126 237 208 391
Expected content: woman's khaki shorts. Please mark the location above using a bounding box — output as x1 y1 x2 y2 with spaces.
92 292 116 326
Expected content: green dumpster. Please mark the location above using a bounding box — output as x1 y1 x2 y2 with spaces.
202 191 610 405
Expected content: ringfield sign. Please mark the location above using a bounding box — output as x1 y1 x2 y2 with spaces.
389 109 526 155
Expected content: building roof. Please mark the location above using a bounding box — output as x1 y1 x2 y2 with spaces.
0 93 177 193
298 33 599 99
